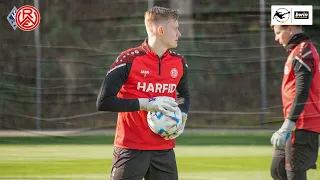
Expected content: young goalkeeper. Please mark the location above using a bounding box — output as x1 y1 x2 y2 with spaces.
96 6 190 180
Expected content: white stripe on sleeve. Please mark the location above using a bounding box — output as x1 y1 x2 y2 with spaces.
302 50 312 58
295 56 311 72
107 63 126 75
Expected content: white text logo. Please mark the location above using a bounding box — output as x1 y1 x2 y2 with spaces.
137 82 176 93
140 70 150 77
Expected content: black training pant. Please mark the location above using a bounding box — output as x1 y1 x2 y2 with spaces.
271 129 319 180
110 147 178 180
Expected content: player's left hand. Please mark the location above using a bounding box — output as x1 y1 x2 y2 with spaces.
270 119 295 149
165 112 188 140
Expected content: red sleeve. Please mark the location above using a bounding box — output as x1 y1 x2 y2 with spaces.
294 42 315 72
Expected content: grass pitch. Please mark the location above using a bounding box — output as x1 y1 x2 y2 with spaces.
0 133 319 180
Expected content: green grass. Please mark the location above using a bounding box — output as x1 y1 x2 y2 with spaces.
0 134 319 180
0 133 272 145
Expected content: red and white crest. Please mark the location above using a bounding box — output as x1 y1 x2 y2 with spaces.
170 68 178 78
15 5 40 31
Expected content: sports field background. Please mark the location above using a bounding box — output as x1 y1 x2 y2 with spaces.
2 1 320 179
1 130 319 180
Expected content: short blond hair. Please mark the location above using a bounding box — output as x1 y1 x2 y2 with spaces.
270 24 275 30
144 6 179 24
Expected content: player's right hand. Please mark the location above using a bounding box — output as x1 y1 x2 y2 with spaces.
138 96 178 115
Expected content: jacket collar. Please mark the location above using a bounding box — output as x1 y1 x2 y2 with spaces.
141 39 169 58
285 33 310 52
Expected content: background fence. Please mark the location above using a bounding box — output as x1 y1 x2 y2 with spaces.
1 0 320 131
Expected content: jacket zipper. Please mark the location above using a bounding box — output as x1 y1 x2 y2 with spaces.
158 56 161 76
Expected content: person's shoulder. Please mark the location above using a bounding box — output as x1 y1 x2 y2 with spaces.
169 50 188 66
109 46 146 70
295 40 314 60
117 46 147 64
293 40 316 71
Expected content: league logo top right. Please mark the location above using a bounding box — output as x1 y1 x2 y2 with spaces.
271 5 313 25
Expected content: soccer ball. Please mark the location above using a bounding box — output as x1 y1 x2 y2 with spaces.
147 107 182 137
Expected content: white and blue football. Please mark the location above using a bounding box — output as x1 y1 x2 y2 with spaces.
147 107 182 137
